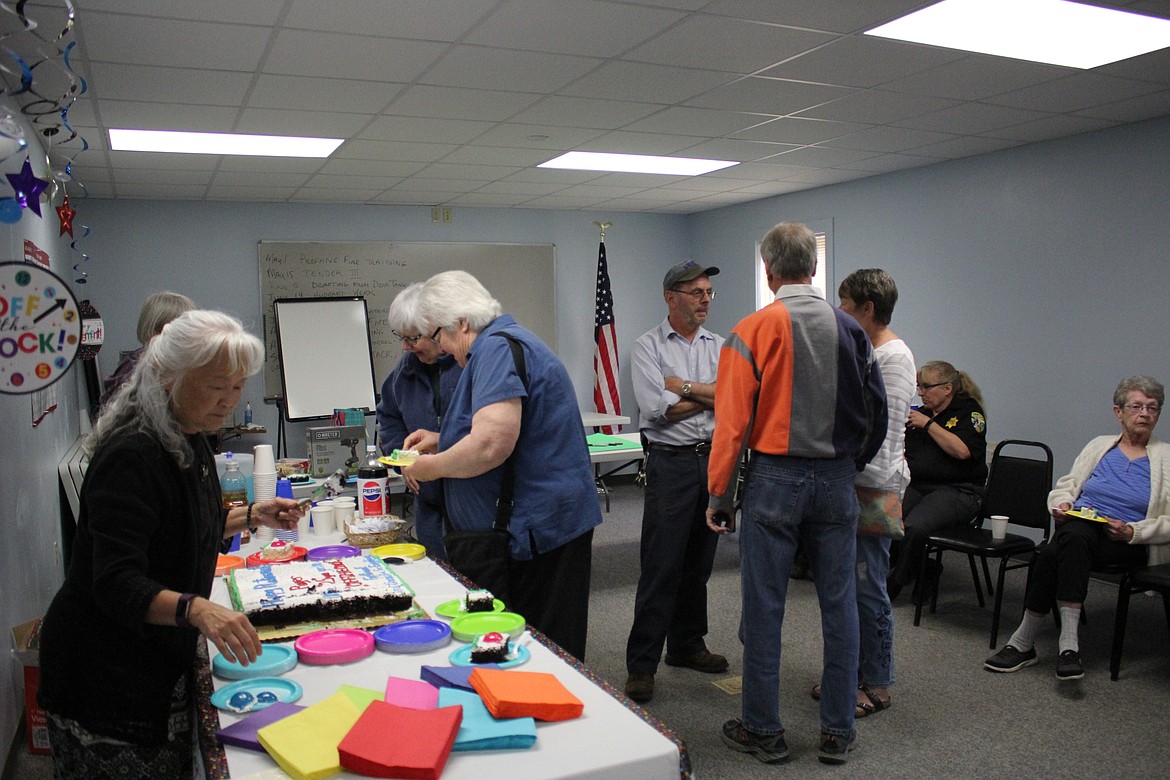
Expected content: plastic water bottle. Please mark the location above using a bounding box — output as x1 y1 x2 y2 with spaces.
357 444 388 518
221 455 249 543
243 402 253 426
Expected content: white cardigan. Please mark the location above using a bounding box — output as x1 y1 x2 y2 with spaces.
1048 434 1170 566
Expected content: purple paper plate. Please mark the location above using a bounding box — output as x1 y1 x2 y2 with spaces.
305 544 361 561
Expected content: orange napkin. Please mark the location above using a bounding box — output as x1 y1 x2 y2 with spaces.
338 700 461 779
469 667 584 722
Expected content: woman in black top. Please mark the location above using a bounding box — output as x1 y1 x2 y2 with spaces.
38 310 303 779
889 360 988 601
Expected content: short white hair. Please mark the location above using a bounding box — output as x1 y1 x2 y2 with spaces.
417 270 502 334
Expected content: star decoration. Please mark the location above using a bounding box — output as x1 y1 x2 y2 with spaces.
5 157 49 217
56 194 76 237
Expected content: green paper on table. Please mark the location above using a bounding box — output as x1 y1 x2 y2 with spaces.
339 684 384 711
257 691 364 780
587 433 640 450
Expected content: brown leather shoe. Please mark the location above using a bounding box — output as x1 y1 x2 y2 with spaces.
664 650 729 673
624 673 655 703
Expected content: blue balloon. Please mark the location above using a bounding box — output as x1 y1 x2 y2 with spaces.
0 198 21 224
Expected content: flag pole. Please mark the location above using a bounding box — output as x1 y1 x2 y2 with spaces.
591 220 611 241
590 220 620 435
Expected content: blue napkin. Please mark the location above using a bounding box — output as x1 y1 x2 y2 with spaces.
438 688 536 752
420 664 499 692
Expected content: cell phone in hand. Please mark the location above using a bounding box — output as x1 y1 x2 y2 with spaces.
713 512 734 531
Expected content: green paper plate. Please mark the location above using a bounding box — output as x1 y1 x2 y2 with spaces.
449 611 525 643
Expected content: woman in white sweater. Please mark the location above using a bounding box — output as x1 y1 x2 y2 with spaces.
985 375 1169 681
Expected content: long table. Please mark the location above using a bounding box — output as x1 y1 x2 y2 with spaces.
206 535 688 779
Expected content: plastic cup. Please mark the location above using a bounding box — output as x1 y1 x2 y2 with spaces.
252 444 276 474
991 515 1009 540
333 502 355 530
311 504 336 535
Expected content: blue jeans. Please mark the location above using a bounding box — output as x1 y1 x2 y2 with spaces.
739 454 859 738
856 534 894 688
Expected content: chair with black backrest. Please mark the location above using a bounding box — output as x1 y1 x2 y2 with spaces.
913 439 1054 649
1109 562 1170 680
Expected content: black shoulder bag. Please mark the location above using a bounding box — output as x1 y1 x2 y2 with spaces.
441 333 527 600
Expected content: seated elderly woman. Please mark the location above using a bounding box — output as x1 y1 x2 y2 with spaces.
38 310 303 778
888 360 988 602
402 270 602 661
986 375 1170 681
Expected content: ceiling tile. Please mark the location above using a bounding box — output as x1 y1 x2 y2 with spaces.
623 14 835 73
880 55 1069 101
421 45 602 92
893 102 1049 135
761 35 965 89
734 116 872 145
621 106 772 136
796 89 959 124
821 125 958 153
465 0 686 56
386 86 543 121
282 0 497 40
80 12 271 70
265 29 448 81
685 76 858 115
248 75 406 114
561 61 733 104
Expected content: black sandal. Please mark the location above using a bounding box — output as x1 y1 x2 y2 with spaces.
855 684 891 718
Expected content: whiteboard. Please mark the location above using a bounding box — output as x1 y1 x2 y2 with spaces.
273 297 378 421
258 241 557 398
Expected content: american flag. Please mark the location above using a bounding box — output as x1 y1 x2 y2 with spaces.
593 240 621 434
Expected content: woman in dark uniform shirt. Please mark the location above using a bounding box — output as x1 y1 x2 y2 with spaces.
888 360 988 600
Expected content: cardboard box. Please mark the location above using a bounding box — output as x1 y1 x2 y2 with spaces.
306 425 366 478
11 618 49 755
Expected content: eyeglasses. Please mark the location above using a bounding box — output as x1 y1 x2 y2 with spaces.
916 382 947 391
1122 403 1161 415
392 331 424 345
670 287 716 300
429 325 443 344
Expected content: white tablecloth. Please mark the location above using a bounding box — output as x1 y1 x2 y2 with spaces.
208 536 684 779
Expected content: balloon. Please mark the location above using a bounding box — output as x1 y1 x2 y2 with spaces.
0 198 22 223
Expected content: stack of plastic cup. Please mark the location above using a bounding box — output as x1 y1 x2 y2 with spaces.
332 496 356 534
252 444 279 542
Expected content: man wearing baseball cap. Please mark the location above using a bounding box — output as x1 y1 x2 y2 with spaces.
623 259 728 704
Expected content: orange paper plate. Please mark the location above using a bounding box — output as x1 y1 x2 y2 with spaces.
215 554 245 576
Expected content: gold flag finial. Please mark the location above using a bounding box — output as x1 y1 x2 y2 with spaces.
591 220 612 241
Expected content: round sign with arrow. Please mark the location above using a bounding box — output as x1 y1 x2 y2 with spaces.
0 261 81 394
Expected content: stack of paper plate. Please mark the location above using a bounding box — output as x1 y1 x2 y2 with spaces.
373 620 451 654
449 612 525 643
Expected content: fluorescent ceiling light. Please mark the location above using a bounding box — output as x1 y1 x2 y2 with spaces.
865 0 1170 69
538 151 738 176
109 129 343 157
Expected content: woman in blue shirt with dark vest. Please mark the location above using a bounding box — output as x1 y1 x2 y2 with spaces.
377 283 462 559
402 270 602 661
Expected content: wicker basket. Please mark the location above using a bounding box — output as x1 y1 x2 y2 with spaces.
344 516 404 548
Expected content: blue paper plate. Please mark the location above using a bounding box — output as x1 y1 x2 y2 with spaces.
449 643 530 669
210 677 303 714
212 645 297 680
373 619 452 654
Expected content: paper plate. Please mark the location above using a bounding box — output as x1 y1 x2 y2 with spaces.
215 554 245 576
212 645 297 680
449 612 526 643
371 543 426 561
294 628 375 665
449 643 530 669
433 598 506 620
210 677 303 713
378 455 416 468
245 546 307 568
373 619 452 654
1066 508 1109 523
305 544 361 561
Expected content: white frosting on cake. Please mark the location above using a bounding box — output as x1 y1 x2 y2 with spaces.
230 557 412 617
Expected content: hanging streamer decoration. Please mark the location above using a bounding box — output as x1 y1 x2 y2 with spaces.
0 0 94 283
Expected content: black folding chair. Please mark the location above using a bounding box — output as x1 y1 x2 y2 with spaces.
914 439 1054 648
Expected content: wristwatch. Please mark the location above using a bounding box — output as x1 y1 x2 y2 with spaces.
681 382 692 397
175 593 197 629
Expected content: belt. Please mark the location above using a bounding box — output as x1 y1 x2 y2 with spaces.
647 441 711 455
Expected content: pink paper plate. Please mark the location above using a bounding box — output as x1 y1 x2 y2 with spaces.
294 628 375 665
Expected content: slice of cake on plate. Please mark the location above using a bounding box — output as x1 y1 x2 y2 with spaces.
469 632 510 664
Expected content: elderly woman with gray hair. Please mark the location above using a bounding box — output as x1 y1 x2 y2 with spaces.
402 270 601 660
986 375 1170 681
39 310 303 778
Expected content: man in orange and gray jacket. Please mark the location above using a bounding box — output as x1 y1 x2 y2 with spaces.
707 221 886 767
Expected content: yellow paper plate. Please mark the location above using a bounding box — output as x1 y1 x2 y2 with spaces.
372 543 426 561
1065 508 1109 523
378 456 414 467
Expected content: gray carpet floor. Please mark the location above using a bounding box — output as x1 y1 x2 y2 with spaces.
8 479 1170 779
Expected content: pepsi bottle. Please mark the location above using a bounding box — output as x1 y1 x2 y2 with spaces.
357 445 388 517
